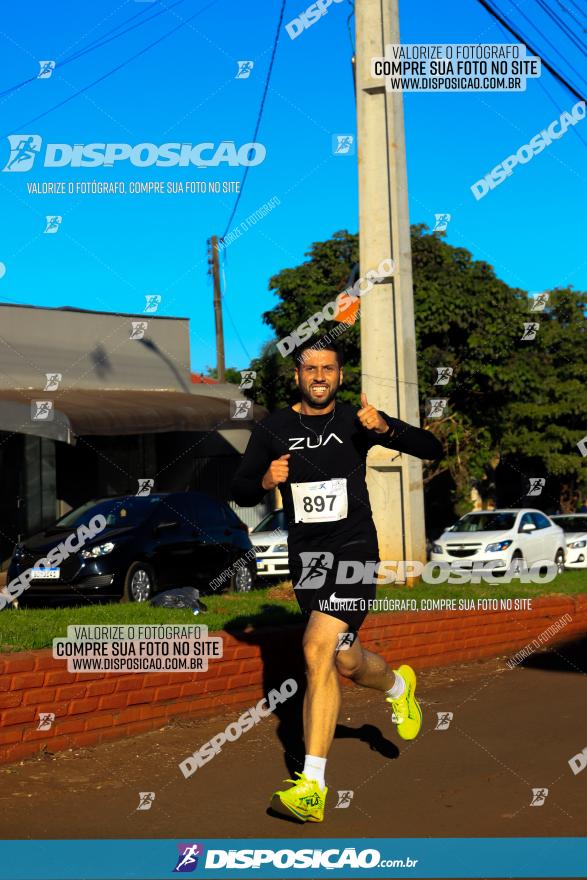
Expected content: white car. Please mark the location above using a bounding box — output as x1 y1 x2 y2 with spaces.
551 514 587 569
430 508 566 577
249 509 289 578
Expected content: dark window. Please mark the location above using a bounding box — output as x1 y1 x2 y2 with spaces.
531 512 551 530
519 513 534 530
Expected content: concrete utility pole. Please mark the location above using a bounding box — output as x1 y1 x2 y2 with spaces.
208 236 225 382
355 0 426 569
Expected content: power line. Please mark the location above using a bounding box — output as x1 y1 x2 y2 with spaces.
2 0 222 138
220 0 287 240
0 0 189 102
477 0 586 101
494 18 587 151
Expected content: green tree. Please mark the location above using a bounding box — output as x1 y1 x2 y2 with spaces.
244 227 587 512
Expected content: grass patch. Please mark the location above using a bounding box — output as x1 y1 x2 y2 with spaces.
1 570 586 653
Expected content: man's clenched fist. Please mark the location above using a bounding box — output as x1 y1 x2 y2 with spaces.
262 453 291 490
357 392 390 434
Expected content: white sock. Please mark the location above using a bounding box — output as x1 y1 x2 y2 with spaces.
386 671 406 699
303 754 327 789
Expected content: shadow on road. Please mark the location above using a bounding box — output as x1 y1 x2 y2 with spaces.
225 604 397 775
520 634 587 673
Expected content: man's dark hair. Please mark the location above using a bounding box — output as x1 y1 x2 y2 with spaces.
293 337 343 369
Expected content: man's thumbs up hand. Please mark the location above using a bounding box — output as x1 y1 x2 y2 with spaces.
357 392 389 434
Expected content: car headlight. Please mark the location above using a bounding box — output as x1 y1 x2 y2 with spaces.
272 544 288 553
432 543 443 554
568 539 586 549
80 542 115 559
486 540 513 552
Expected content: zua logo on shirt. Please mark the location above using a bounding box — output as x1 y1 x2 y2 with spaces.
288 432 343 450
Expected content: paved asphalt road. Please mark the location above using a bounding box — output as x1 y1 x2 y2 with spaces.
1 639 585 879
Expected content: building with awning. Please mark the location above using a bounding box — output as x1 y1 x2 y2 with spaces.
0 303 267 563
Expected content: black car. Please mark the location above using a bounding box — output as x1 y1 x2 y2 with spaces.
7 492 256 605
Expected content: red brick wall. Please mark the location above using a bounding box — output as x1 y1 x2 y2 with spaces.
1 594 586 766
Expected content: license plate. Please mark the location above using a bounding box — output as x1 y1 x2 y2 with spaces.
31 568 60 580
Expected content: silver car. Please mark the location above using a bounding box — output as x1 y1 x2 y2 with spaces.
249 509 289 578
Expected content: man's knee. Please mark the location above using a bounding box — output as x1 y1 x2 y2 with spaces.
303 635 335 673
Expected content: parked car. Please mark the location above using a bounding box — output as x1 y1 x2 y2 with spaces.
249 508 289 578
430 509 566 576
7 492 256 605
551 514 587 569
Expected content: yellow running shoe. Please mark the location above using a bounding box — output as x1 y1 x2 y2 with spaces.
271 771 328 822
386 664 422 740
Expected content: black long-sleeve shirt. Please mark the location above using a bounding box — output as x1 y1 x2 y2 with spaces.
231 401 442 554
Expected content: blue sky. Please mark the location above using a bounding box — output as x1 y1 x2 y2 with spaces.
0 0 585 375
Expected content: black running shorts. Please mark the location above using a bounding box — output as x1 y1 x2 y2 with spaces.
289 539 379 634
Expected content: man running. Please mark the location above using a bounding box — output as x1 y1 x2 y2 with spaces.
230 337 442 823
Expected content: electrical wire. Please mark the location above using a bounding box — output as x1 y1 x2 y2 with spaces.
2 0 222 139
219 249 252 363
0 0 190 101
220 0 287 240
476 0 586 100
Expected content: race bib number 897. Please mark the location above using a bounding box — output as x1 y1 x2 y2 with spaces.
291 478 348 523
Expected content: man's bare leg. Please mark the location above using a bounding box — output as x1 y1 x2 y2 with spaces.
335 633 397 691
302 611 348 758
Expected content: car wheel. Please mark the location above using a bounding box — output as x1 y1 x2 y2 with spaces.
122 562 156 603
228 561 256 593
554 549 565 576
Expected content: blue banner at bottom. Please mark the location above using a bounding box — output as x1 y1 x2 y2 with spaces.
1 838 585 879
